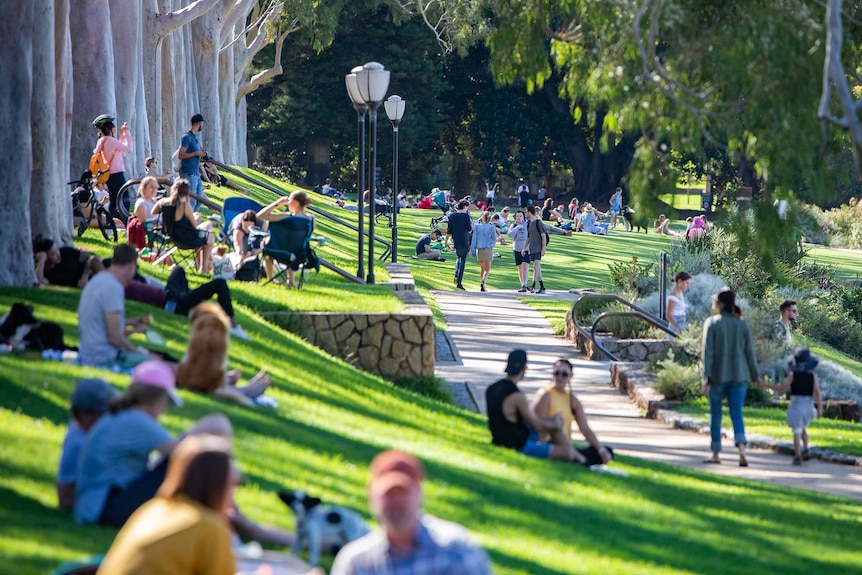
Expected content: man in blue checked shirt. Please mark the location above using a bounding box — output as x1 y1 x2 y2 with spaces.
330 450 493 575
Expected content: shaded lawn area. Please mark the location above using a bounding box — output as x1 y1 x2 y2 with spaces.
806 245 862 280
520 298 573 336
2 289 862 574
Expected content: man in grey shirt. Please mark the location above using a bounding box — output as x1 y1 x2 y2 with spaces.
77 244 153 369
524 205 548 293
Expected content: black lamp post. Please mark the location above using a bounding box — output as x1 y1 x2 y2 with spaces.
353 62 390 284
384 95 406 263
345 66 367 281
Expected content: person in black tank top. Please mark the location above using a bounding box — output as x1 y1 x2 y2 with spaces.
758 348 822 464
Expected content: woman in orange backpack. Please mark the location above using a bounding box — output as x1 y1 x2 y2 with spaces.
93 114 132 224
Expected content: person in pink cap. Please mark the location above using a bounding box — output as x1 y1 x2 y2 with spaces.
74 360 231 527
330 450 492 575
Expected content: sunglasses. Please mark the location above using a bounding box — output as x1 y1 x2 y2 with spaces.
553 371 571 377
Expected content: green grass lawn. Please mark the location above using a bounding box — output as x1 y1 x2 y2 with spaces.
660 190 705 211
806 245 862 281
3 286 862 575
520 298 572 335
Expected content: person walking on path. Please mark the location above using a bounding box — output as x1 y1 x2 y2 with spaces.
531 358 613 464
666 271 691 341
447 199 473 290
330 450 492 575
758 348 822 465
524 205 548 294
470 211 498 292
507 210 530 292
178 114 207 210
702 287 763 466
92 114 133 223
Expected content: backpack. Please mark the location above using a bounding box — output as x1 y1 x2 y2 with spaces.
170 147 182 172
533 219 549 246
88 139 115 185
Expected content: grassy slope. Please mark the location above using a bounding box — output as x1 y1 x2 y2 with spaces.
3 287 862 575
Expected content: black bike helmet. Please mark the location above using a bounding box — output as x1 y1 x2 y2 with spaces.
92 114 115 129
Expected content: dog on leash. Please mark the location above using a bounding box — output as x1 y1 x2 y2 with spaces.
621 206 646 233
278 489 370 566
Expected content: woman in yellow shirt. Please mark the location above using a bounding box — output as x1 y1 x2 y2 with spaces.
97 435 239 575
531 359 613 466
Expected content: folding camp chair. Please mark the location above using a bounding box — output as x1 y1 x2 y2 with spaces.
221 197 263 249
262 215 314 289
151 204 204 269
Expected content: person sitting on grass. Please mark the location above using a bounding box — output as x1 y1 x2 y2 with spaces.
415 229 445 261
34 238 104 288
758 348 823 465
530 359 613 465
123 265 250 340
57 378 119 511
654 214 675 235
96 434 239 575
77 244 160 370
486 350 609 465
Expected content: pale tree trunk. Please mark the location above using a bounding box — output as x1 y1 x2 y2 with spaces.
111 0 146 178
219 35 238 162
70 0 115 177
145 0 219 167
191 0 239 161
0 2 37 286
819 0 862 180
30 0 63 243
56 0 74 242
229 5 296 166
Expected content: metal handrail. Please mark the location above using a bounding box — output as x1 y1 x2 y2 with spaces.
211 161 392 261
572 293 678 361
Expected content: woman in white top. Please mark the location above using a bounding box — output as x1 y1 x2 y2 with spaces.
666 271 692 340
485 182 498 208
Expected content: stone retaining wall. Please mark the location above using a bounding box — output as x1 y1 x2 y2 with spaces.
265 310 435 379
566 317 671 361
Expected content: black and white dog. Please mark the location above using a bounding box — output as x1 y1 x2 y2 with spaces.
278 489 370 566
0 303 69 351
621 206 646 233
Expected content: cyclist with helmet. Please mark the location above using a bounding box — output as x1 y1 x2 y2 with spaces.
92 114 133 224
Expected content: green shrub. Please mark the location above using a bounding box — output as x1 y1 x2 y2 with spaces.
608 257 658 297
653 351 703 401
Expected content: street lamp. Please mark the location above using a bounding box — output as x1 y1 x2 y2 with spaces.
345 66 367 281
384 95 406 263
353 62 389 284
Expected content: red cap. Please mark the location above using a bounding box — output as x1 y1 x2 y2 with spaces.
369 450 424 494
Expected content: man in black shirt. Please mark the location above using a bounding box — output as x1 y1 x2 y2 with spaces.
34 239 104 288
486 349 590 463
446 200 473 290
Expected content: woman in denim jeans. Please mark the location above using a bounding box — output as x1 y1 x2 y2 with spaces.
701 288 763 466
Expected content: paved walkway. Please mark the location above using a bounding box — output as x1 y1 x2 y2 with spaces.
433 289 862 501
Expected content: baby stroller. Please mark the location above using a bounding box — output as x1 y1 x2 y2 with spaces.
430 190 471 230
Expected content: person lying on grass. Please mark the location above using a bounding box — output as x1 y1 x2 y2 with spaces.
486 349 612 465
34 237 104 289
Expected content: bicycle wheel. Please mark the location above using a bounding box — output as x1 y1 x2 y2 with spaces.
96 206 118 242
116 180 139 221
72 200 88 237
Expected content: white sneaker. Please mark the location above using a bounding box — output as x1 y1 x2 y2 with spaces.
230 325 251 341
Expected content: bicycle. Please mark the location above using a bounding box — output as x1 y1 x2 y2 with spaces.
69 171 117 242
116 177 172 221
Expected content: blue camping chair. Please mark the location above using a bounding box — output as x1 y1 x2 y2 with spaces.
221 197 263 249
262 215 314 289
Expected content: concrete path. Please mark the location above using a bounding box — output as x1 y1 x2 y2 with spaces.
433 289 862 501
